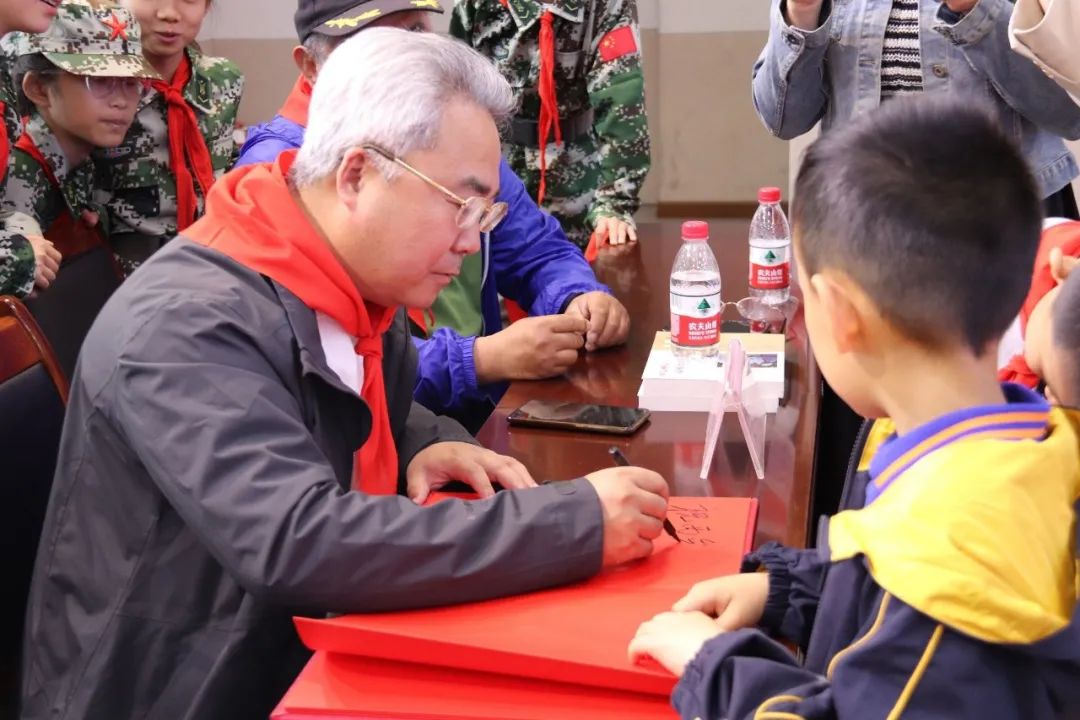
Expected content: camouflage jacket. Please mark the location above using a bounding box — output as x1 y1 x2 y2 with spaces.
94 44 244 241
3 112 98 234
0 220 35 297
0 51 33 297
450 0 650 224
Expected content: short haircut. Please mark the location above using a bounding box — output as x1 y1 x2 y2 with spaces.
1052 267 1080 405
302 32 340 66
792 94 1043 355
292 28 516 186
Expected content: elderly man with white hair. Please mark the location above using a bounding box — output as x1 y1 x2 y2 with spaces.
19 29 670 720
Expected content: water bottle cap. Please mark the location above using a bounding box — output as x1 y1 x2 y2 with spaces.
681 220 709 241
758 187 781 203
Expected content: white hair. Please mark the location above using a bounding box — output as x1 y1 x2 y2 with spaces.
292 28 517 186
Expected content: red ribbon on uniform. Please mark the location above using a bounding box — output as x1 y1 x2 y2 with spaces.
498 0 562 205
150 54 216 231
535 10 562 206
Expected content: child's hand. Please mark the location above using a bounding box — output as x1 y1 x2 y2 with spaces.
29 235 61 291
628 611 723 677
671 572 770 631
593 215 637 246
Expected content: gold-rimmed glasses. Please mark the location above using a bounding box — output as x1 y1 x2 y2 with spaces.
363 144 508 233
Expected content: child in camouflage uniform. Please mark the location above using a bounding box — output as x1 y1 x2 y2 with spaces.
451 0 651 250
0 0 67 298
2 0 158 274
95 0 243 274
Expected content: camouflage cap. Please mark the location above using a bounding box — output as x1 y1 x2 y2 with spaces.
13 0 159 79
295 0 445 43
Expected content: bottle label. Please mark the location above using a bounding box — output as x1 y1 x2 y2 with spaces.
670 291 721 346
749 244 790 290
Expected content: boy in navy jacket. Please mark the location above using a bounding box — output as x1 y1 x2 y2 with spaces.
629 94 1080 719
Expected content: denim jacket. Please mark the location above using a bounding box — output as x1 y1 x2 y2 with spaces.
752 0 1080 197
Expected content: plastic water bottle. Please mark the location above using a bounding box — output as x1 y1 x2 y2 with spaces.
748 187 791 305
670 220 722 357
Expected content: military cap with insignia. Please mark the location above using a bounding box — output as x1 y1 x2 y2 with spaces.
294 0 445 43
10 0 159 78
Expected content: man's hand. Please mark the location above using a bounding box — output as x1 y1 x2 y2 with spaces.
406 442 536 504
564 292 629 351
584 466 669 567
628 611 724 677
594 215 637 246
784 0 826 30
672 573 770 631
29 235 61 291
473 315 587 384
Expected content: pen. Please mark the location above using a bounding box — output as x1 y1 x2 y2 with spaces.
607 447 680 543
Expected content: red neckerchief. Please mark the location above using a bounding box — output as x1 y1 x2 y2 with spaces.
499 0 561 205
0 100 10 184
150 53 216 231
279 75 312 126
185 150 400 495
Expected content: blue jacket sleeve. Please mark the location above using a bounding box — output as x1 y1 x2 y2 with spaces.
751 0 833 140
742 542 828 649
490 159 611 315
933 0 1080 139
673 594 1046 720
236 118 304 167
411 330 507 418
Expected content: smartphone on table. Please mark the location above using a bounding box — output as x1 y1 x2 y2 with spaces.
506 400 650 435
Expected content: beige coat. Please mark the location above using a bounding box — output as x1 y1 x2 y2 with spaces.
1011 0 1080 99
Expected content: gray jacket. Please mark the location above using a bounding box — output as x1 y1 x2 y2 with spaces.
752 0 1080 197
20 238 604 720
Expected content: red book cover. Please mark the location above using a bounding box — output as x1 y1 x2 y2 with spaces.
273 650 676 720
293 497 758 697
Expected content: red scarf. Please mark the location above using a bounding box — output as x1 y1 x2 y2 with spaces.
151 54 216 231
279 75 312 126
498 0 561 205
185 150 399 495
999 221 1080 388
534 9 562 206
276 74 433 335
0 101 9 184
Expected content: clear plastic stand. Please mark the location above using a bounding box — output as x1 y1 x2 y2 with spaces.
700 339 769 481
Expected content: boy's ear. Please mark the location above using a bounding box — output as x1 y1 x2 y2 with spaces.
21 72 52 110
809 271 868 355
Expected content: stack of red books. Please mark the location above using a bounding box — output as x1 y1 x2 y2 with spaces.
273 496 758 720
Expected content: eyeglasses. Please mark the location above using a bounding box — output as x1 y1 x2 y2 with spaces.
363 144 508 233
83 75 150 101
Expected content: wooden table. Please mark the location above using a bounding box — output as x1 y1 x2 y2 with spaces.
477 220 821 549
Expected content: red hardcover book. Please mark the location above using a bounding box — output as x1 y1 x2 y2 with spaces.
293 497 758 697
273 651 676 720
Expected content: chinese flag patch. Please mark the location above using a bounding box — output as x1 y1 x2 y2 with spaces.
598 25 637 62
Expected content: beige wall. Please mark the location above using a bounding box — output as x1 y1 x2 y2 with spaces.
203 0 790 207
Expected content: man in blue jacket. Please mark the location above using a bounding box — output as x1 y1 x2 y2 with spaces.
239 0 631 430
